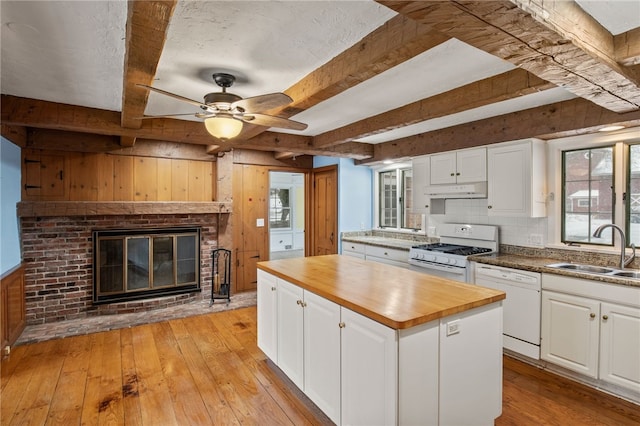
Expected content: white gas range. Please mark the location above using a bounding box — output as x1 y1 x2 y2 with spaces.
409 223 499 283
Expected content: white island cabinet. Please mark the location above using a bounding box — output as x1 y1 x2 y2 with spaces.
257 255 505 425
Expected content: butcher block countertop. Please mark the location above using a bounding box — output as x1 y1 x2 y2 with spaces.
257 254 505 330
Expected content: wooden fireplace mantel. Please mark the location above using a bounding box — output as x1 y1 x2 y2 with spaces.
17 201 232 217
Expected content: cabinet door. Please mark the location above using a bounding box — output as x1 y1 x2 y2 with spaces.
487 143 529 216
257 270 278 362
303 291 341 425
23 152 65 200
541 291 600 377
456 148 486 183
277 278 305 389
430 152 457 184
341 307 397 426
599 302 640 392
411 155 430 213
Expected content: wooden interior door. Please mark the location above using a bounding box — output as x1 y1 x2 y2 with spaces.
232 164 268 293
312 166 338 255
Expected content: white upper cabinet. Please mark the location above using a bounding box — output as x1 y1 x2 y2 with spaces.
430 147 486 185
411 155 430 213
487 138 546 217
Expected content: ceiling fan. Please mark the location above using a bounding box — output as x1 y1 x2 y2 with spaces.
137 73 307 140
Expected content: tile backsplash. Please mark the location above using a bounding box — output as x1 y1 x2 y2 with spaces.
429 198 547 247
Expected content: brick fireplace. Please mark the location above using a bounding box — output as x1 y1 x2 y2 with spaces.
18 201 230 325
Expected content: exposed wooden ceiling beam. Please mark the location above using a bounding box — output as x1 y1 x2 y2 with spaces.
378 0 640 113
615 27 640 66
1 124 27 147
24 129 216 160
313 68 556 148
274 152 298 161
239 14 452 140
121 0 177 130
0 95 371 160
359 97 640 164
237 133 373 160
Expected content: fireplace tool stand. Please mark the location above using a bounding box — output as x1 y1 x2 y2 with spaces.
211 248 231 306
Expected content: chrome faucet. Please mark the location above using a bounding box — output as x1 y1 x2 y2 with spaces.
593 224 636 269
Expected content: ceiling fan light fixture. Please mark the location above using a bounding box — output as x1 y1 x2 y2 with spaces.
204 116 243 139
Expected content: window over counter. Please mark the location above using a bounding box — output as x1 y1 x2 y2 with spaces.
551 128 640 248
376 165 422 232
562 146 614 245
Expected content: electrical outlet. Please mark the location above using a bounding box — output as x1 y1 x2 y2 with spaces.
530 234 544 246
446 319 460 336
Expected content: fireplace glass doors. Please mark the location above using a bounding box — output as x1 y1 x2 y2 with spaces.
93 227 201 303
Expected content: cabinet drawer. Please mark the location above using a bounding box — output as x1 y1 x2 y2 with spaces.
365 245 408 263
342 242 365 254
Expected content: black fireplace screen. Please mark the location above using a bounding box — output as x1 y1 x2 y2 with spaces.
93 227 201 304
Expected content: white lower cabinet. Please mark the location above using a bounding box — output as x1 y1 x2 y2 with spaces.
342 242 366 259
599 302 640 391
303 290 341 424
277 279 305 389
541 291 600 378
277 278 342 425
341 240 410 269
341 307 397 426
541 274 640 395
257 270 278 363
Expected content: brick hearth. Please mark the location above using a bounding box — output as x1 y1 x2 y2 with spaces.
20 213 221 325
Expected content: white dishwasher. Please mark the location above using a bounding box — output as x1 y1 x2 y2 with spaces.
475 264 542 359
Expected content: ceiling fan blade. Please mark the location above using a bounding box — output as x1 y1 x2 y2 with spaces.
231 93 292 113
136 84 209 109
241 113 308 131
137 113 196 119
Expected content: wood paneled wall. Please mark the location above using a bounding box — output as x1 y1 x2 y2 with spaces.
22 149 216 202
1 265 26 351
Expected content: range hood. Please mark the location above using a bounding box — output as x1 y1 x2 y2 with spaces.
426 182 487 199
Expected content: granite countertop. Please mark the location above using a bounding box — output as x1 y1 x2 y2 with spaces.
471 253 640 288
342 232 640 289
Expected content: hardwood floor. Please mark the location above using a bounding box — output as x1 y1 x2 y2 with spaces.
1 306 638 425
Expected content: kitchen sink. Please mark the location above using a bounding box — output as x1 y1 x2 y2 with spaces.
610 270 640 279
545 263 640 280
545 263 615 274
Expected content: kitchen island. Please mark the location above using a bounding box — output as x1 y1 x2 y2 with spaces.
257 254 505 426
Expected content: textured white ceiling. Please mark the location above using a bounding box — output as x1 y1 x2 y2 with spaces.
1 1 637 145
576 0 640 35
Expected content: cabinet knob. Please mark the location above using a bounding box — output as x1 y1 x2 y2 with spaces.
456 172 460 176
488 205 493 209
339 322 345 328
602 315 609 320
271 286 276 291
302 301 307 307
296 300 302 305
384 252 388 256
590 313 596 319
450 173 455 176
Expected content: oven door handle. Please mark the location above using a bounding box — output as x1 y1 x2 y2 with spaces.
408 259 466 275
